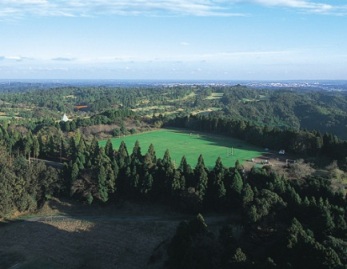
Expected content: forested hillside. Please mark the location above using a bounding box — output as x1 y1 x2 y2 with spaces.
0 82 346 268
220 86 347 138
1 83 347 138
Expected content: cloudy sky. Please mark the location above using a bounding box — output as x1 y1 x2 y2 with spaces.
0 0 346 80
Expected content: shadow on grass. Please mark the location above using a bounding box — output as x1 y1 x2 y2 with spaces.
0 199 178 269
167 128 265 166
156 128 264 153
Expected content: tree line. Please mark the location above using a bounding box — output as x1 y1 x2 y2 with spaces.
164 114 347 169
0 117 346 268
63 135 346 269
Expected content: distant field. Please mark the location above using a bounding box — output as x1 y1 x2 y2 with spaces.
0 112 13 120
190 107 221 115
0 116 11 120
178 91 196 101
205 92 224 100
241 94 268 103
131 105 173 112
99 129 264 168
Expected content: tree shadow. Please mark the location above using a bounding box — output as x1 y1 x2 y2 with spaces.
0 199 178 269
167 128 265 168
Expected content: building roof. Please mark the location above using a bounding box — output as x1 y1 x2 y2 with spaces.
61 114 69 122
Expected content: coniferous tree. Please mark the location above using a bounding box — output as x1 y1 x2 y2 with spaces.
179 155 193 186
231 170 243 195
206 157 226 209
31 136 40 159
152 149 175 200
71 162 79 182
241 183 254 207
131 140 142 162
104 139 114 159
97 165 108 202
194 155 209 203
140 171 153 196
171 170 185 196
147 143 157 164
105 163 116 195
89 136 100 165
117 141 129 169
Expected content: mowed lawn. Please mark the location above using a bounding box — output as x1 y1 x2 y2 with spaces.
99 129 264 169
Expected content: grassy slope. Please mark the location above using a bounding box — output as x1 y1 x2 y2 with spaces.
99 129 264 169
0 198 228 269
0 199 179 269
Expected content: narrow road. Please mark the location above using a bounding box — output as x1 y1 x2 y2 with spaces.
29 157 64 169
23 213 235 225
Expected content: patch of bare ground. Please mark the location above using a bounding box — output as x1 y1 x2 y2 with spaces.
79 120 152 140
242 151 317 180
0 198 181 269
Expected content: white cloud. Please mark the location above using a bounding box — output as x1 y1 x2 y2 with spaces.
2 0 47 4
247 0 347 14
0 0 346 18
0 50 294 65
180 42 190 46
2 56 33 62
0 0 244 18
0 7 20 17
51 57 76 62
252 0 332 12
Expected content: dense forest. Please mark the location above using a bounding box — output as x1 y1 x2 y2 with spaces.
0 82 346 268
1 82 347 138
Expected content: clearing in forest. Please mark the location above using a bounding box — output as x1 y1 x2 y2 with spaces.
99 129 264 169
205 92 224 100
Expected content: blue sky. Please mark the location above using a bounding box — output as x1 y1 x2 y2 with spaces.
0 0 347 80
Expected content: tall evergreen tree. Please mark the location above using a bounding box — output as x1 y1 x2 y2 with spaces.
194 155 209 203
131 140 142 165
147 143 157 164
179 155 193 186
231 170 243 195
206 157 226 209
117 141 129 169
97 165 108 202
104 139 114 159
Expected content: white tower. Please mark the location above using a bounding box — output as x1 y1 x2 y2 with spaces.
61 114 69 122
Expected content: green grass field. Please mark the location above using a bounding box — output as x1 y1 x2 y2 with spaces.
99 129 264 169
0 116 11 120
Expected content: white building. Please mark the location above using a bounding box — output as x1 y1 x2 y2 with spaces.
61 114 69 122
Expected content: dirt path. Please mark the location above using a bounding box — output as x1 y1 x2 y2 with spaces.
23 212 230 224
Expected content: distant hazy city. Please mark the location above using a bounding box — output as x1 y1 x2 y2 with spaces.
1 79 347 91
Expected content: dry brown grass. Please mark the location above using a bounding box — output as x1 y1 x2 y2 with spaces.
0 198 180 269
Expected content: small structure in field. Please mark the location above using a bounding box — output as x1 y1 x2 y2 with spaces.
61 114 69 122
278 149 285 155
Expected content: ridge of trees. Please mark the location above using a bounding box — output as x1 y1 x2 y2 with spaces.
2 84 347 139
0 83 346 267
164 114 347 168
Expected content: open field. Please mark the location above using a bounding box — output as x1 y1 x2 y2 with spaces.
0 198 228 269
0 115 11 120
205 92 224 100
0 111 14 120
131 105 173 112
190 107 222 115
167 91 197 103
182 92 197 100
0 199 179 269
99 129 264 168
241 94 268 103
